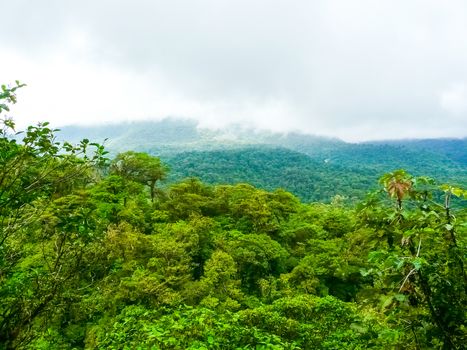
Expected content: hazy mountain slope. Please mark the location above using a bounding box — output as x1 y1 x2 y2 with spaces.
57 119 342 156
58 119 203 154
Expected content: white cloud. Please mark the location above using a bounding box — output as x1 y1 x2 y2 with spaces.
1 0 467 141
440 83 467 117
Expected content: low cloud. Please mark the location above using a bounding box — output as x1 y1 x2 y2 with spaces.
1 0 467 141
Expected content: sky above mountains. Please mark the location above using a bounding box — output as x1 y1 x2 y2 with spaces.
1 0 467 141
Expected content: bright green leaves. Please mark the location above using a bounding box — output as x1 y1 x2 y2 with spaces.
0 82 111 347
163 178 216 220
221 184 299 235
411 256 427 271
111 151 167 182
440 184 467 200
239 295 380 349
111 151 168 202
361 170 467 348
0 80 25 115
92 296 385 350
199 250 243 307
203 250 238 287
92 305 296 349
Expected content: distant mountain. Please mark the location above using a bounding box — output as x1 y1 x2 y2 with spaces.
370 138 467 165
301 143 466 184
58 119 202 154
57 119 343 156
58 119 467 200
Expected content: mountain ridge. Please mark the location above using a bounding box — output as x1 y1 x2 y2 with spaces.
57 119 466 202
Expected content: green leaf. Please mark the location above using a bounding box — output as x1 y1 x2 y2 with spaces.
394 293 407 302
412 257 426 270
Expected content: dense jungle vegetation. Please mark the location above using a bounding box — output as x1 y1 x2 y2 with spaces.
165 146 465 204
1 83 466 349
166 147 378 203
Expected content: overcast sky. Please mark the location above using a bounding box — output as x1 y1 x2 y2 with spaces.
1 0 467 141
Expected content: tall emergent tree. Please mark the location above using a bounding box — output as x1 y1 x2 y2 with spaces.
110 151 168 202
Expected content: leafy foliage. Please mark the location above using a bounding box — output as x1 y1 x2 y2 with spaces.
166 147 379 203
1 84 466 349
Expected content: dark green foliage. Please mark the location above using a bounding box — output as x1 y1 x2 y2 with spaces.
166 147 379 203
313 143 467 185
372 138 467 165
164 145 466 204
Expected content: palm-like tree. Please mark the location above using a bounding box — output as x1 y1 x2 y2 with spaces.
379 169 413 210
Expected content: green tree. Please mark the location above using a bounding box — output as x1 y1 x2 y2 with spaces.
359 171 467 349
0 82 108 347
111 151 168 202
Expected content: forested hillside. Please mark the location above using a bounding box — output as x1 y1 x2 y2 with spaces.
165 146 467 203
372 138 467 165
306 143 466 184
59 120 467 202
1 85 466 349
165 147 378 203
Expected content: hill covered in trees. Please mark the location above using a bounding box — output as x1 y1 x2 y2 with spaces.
165 147 378 203
59 120 467 203
165 145 467 203
58 119 467 167
1 85 466 349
